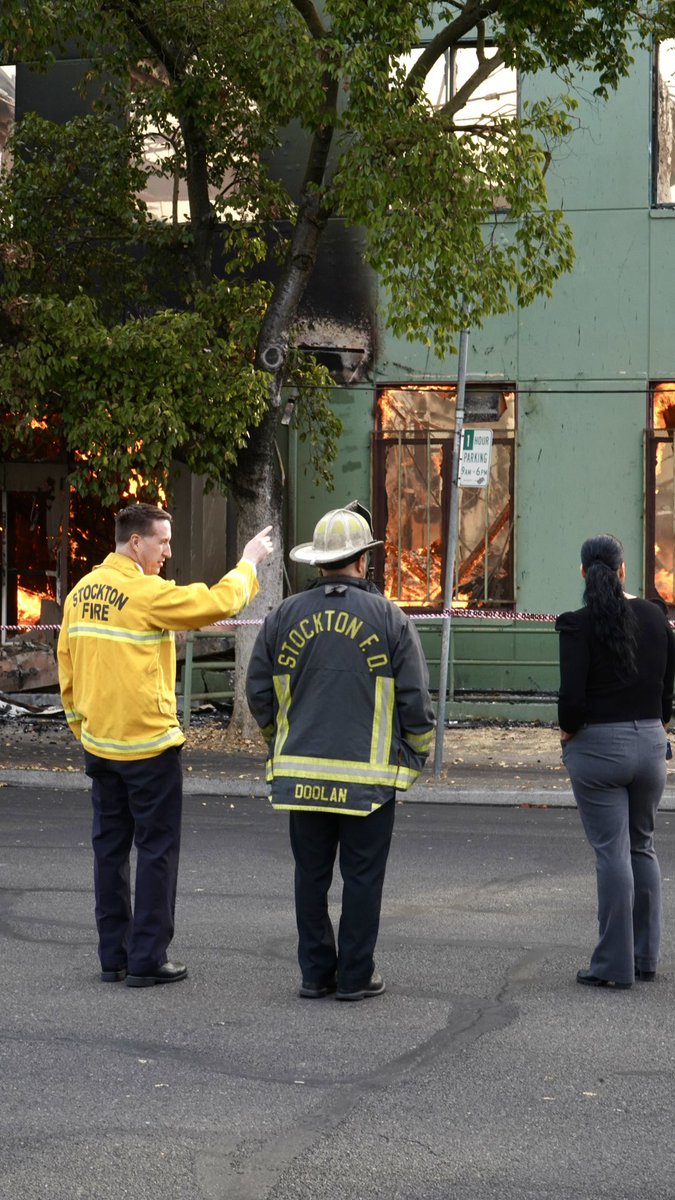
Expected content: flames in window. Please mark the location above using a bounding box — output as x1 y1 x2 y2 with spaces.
375 385 514 608
4 490 59 631
15 584 51 625
653 382 675 430
653 383 675 605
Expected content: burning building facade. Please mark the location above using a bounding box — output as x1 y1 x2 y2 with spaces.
285 36 675 715
5 31 675 715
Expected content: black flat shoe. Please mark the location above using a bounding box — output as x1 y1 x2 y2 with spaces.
576 969 631 990
299 977 337 999
635 967 656 981
100 967 127 982
335 972 386 1001
126 961 188 988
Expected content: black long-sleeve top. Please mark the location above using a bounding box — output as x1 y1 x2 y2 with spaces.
556 598 675 733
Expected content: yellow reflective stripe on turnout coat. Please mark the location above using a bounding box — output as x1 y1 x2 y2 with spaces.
58 551 258 761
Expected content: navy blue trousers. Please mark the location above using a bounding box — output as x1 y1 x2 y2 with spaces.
289 799 396 992
84 747 183 975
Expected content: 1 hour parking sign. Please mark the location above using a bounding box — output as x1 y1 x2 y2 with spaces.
458 428 493 487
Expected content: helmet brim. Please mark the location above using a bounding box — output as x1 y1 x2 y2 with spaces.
289 538 383 565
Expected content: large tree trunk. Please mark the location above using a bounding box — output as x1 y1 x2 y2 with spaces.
225 85 338 742
226 399 284 743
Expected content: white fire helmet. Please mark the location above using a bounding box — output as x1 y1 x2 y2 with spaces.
290 506 383 566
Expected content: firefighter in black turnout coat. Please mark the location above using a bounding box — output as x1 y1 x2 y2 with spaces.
246 504 435 1001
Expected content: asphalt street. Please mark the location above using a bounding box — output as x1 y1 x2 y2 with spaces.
2 785 675 1200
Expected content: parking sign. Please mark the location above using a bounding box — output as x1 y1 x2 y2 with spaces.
458 428 493 487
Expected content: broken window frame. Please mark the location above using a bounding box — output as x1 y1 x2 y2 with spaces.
653 40 675 206
371 383 516 611
400 42 518 125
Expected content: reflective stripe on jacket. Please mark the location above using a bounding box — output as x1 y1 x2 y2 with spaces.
58 552 258 761
246 576 435 815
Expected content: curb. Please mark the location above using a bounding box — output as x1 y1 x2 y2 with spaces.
0 769 269 797
5 767 675 810
0 767 576 806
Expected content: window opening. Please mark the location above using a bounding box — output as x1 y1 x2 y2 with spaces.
130 64 242 225
648 383 675 604
400 45 517 122
373 384 515 608
2 488 59 630
654 41 675 205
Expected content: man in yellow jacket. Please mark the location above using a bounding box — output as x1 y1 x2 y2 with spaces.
58 502 273 987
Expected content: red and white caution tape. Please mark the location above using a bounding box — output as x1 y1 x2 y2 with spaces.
2 609 557 633
3 609 673 631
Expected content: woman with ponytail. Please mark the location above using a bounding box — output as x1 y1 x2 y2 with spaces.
557 534 675 989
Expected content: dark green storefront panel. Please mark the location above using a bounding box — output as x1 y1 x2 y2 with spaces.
415 620 559 695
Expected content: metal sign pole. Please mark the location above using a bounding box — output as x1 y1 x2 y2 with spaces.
1 489 7 645
433 328 470 777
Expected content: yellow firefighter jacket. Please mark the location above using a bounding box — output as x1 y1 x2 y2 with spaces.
58 552 258 761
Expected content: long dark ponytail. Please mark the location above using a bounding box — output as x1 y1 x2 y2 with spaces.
581 534 637 674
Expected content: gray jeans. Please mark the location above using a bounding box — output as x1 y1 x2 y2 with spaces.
562 719 667 984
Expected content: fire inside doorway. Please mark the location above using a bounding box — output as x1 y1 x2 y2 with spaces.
0 466 113 642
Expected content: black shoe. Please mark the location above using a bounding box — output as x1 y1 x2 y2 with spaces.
101 967 127 982
335 972 386 1001
299 977 337 999
576 969 631 990
635 967 657 981
126 961 188 988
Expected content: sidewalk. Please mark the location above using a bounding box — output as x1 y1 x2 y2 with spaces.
3 716 675 807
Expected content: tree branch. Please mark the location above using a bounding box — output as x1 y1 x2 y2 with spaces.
116 3 215 282
476 19 486 62
122 0 184 79
437 47 506 120
179 112 216 285
405 1 502 97
256 191 328 376
289 0 326 39
300 74 339 194
289 0 334 197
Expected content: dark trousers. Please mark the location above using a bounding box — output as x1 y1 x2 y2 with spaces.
289 799 396 992
84 748 183 975
562 720 666 984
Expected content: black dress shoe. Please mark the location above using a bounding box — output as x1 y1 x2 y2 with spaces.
126 961 188 988
101 967 127 982
576 969 631 990
635 967 656 981
335 972 386 1001
299 976 337 999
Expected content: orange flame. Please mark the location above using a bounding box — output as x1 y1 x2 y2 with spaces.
653 383 675 429
377 385 457 432
16 586 51 626
74 441 168 504
655 568 674 605
122 470 167 503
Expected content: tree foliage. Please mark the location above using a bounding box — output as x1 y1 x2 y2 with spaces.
0 0 647 506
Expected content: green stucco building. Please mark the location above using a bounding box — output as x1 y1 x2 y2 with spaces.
287 37 675 718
